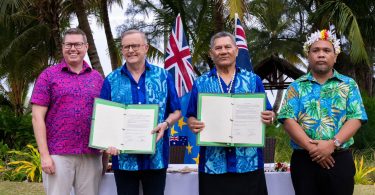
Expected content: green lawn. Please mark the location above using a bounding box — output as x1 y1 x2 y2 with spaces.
0 181 44 195
0 181 373 195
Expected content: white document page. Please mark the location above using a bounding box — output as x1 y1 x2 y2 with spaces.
91 103 124 149
199 95 232 143
122 108 155 151
231 97 264 144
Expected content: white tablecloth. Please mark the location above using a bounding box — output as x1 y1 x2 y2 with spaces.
73 164 295 195
97 165 199 195
265 172 295 195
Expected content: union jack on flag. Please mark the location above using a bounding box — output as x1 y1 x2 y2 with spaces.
234 13 253 71
165 14 195 97
170 136 188 146
166 14 199 164
169 136 179 141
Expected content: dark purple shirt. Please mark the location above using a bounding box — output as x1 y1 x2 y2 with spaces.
31 60 103 155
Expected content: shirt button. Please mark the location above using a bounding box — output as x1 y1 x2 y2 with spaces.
138 102 142 104
228 149 232 152
137 86 140 90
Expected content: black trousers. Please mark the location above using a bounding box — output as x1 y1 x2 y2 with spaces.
114 169 167 195
291 150 355 195
199 169 268 195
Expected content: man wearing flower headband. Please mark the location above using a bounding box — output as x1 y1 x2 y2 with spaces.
278 29 368 195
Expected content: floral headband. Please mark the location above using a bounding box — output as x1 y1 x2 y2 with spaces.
303 29 341 55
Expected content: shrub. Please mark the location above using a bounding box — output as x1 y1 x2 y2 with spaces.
0 167 27 182
353 95 375 150
0 141 10 163
354 155 375 185
0 108 35 150
266 124 292 162
6 144 42 182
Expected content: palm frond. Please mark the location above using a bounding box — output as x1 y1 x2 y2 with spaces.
312 1 370 65
147 44 164 64
0 24 50 64
227 0 247 20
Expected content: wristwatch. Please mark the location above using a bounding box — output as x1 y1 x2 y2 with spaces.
333 137 341 148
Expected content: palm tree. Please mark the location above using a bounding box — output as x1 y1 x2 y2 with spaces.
309 0 375 95
247 0 305 111
311 0 369 65
97 0 123 70
0 0 70 63
72 0 104 76
0 21 47 116
0 0 64 115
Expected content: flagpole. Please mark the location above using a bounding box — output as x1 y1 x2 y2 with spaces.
165 13 199 164
234 12 238 69
234 13 238 35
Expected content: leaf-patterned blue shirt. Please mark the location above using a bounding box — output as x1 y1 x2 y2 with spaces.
186 67 272 174
278 70 368 149
100 61 181 170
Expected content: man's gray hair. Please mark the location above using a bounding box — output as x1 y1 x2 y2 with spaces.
62 28 87 43
210 31 236 48
120 29 148 44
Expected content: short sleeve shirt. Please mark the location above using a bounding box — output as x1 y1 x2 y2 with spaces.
31 60 104 154
185 67 273 174
278 70 367 149
99 61 181 170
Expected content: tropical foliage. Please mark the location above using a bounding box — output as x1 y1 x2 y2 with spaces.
0 144 41 182
6 144 42 182
0 0 373 111
354 155 375 185
353 95 375 150
0 108 34 150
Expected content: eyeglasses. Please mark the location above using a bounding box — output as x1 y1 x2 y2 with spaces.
62 42 86 49
122 44 145 51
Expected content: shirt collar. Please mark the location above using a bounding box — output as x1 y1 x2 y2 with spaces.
121 60 151 75
60 59 92 73
208 66 241 77
301 69 344 83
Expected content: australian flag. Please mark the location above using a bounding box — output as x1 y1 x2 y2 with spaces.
170 136 188 146
235 13 253 71
165 14 199 164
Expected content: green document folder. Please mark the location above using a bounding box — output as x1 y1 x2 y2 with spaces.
89 98 158 154
197 93 266 147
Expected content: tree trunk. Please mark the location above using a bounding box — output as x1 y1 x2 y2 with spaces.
212 0 224 33
100 0 121 71
8 79 26 117
355 64 373 96
73 0 104 77
40 0 63 60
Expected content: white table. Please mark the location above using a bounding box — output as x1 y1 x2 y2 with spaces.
265 172 295 195
98 164 198 195
73 164 295 195
98 166 199 195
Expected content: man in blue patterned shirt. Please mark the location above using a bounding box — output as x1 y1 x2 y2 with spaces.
278 29 368 195
100 29 181 195
186 32 275 195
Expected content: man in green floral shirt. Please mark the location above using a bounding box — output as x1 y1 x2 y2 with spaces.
278 29 367 195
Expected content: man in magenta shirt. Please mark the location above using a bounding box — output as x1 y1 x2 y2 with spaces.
31 28 106 195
